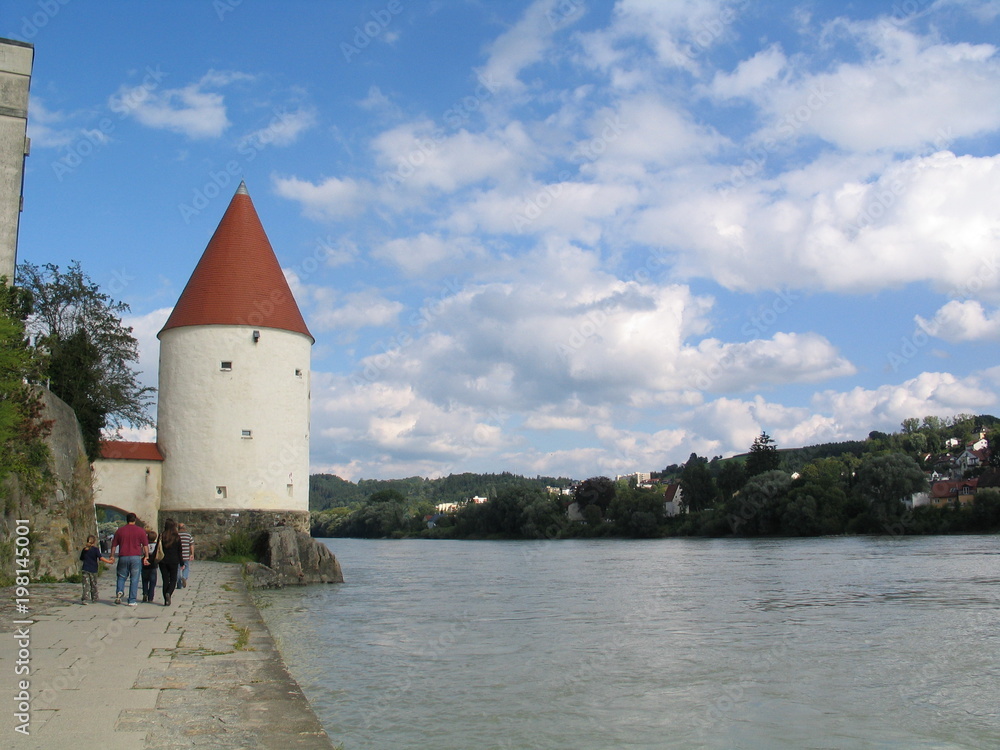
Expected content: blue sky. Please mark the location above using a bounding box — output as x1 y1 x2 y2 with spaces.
7 0 1000 480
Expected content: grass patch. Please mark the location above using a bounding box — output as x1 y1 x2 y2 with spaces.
232 625 251 651
215 530 262 564
226 612 254 651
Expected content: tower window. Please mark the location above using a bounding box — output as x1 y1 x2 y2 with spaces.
216 486 228 498
295 368 303 377
287 484 294 497
241 429 253 439
220 361 232 371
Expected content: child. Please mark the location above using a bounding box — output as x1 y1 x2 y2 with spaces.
80 535 113 604
141 529 159 603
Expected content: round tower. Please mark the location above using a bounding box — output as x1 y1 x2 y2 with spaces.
156 182 313 548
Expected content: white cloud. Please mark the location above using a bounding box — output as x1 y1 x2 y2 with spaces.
636 150 1000 296
476 0 565 93
272 174 368 220
374 233 487 277
582 95 727 176
813 371 999 434
709 44 787 98
122 307 171 394
343 242 856 420
374 121 532 194
310 290 404 332
26 99 75 148
916 300 1000 342
310 375 517 480
240 107 317 149
678 332 856 393
579 0 740 75
755 25 1000 152
112 70 251 139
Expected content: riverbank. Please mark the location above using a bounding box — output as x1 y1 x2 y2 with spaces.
0 562 337 749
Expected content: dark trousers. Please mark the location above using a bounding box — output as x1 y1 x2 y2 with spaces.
141 561 158 601
159 562 179 599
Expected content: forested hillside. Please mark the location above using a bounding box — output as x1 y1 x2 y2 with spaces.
311 413 1000 540
310 472 574 512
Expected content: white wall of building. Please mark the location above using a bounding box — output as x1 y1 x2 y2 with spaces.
0 39 33 282
158 324 311 512
92 459 162 525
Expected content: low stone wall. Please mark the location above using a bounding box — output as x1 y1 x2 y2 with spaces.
159 509 310 559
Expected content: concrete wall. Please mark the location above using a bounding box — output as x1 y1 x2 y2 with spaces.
158 324 311 513
92 458 162 527
0 39 32 283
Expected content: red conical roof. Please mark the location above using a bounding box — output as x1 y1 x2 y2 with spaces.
158 182 313 342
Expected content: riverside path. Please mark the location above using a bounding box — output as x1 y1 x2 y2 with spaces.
0 561 336 749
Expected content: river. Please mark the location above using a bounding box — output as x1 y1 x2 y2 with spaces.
256 536 1000 749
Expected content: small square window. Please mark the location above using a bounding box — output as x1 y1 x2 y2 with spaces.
241 429 253 439
295 368 303 377
216 486 228 498
221 361 232 371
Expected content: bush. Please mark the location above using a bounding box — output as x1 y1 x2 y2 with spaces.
216 531 261 563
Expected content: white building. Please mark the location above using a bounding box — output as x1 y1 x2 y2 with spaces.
0 38 32 282
92 183 314 547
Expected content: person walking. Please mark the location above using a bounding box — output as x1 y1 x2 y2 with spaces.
141 529 160 603
157 518 183 606
109 513 150 606
178 523 194 589
79 535 112 604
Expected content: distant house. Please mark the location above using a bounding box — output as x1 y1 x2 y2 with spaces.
957 448 989 472
930 479 978 506
663 483 682 517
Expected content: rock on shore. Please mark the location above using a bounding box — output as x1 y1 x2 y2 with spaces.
243 526 344 588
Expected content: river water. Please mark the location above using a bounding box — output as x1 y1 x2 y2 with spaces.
256 536 1000 749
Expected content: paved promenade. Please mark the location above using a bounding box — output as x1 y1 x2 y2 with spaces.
1 562 337 749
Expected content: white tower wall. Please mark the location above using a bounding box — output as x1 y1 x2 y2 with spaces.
157 324 311 513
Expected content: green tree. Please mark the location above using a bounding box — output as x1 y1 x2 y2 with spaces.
0 281 49 486
855 453 927 519
715 460 746 502
680 453 715 512
745 431 780 477
726 469 792 535
574 476 616 517
18 261 154 459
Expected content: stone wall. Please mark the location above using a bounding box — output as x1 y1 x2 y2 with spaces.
161 508 310 559
0 388 97 580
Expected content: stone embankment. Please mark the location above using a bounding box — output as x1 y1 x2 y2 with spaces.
0 561 337 748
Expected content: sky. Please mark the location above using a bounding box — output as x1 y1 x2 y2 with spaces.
5 0 1000 481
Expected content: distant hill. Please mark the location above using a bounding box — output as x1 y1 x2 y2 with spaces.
313 414 999 509
309 472 575 511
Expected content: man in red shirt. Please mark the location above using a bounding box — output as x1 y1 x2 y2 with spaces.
109 512 150 606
